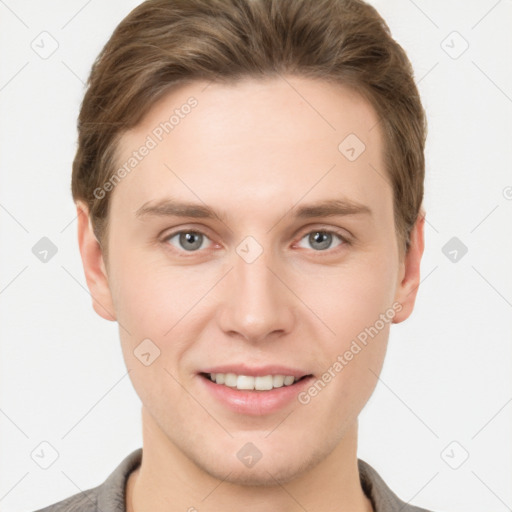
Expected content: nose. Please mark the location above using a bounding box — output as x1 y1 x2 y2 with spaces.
216 241 296 344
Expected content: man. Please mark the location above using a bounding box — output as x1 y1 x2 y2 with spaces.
37 0 436 510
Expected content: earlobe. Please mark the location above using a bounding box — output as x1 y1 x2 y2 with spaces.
392 210 425 324
76 201 117 322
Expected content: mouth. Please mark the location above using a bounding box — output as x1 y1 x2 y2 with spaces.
199 372 313 391
197 369 316 415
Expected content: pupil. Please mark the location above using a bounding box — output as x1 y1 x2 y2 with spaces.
180 232 202 250
310 231 331 250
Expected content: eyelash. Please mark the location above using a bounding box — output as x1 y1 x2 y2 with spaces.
161 227 351 257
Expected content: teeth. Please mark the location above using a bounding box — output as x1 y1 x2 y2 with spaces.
272 375 285 388
209 373 300 390
255 375 273 390
237 375 256 390
224 373 238 387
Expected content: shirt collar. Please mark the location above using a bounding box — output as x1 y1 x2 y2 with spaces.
96 448 430 512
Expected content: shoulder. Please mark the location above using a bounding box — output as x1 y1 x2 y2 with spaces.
34 488 99 512
358 458 439 512
32 448 143 512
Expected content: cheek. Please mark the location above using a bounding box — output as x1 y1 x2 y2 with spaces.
293 249 396 404
296 251 398 343
111 262 200 413
110 252 212 372
299 316 389 427
108 246 184 330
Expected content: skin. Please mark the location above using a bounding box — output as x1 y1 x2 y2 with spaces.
77 75 425 512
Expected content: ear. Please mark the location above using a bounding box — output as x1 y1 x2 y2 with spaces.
76 201 116 321
392 209 425 324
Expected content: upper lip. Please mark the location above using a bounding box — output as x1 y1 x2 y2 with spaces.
199 364 312 379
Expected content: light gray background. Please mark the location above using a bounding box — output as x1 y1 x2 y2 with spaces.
1 1 511 511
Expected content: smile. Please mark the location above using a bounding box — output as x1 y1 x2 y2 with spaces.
203 372 310 391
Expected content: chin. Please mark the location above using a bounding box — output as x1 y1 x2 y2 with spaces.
192 443 326 487
203 460 302 487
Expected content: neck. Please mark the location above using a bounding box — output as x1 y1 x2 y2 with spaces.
126 407 373 512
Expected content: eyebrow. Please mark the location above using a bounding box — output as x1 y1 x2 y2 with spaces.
135 197 372 222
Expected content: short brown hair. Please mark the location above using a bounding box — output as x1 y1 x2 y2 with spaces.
72 0 427 263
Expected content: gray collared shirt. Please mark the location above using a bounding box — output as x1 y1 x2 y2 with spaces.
35 448 436 511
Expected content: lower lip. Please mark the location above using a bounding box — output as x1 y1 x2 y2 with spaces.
198 374 315 416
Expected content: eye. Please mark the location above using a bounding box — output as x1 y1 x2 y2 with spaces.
296 229 348 252
162 227 350 256
164 230 212 252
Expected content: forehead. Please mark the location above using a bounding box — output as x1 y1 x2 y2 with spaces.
111 75 388 218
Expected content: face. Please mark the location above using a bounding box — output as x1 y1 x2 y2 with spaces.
78 75 423 485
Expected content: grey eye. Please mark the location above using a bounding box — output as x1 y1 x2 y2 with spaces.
167 231 208 251
298 231 343 251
